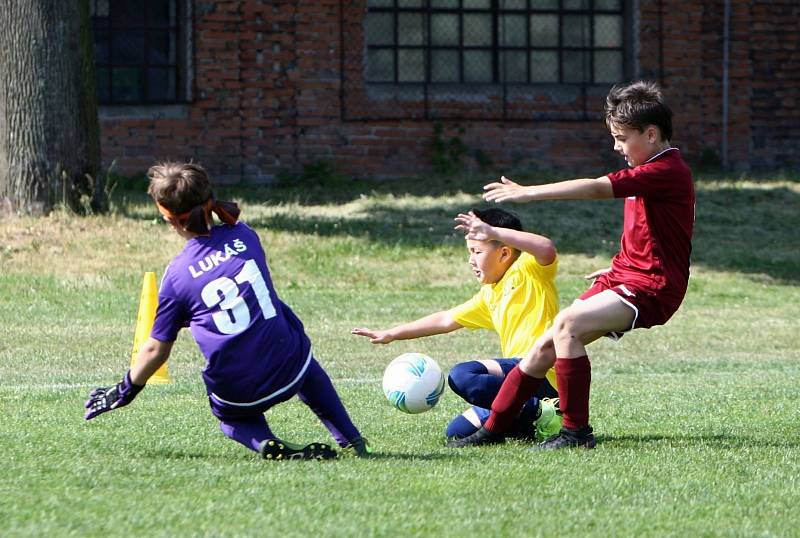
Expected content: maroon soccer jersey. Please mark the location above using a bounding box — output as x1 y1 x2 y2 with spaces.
605 148 695 298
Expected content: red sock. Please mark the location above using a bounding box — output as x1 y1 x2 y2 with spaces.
556 356 591 429
484 366 543 433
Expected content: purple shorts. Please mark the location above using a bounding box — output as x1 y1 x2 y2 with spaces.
208 351 314 421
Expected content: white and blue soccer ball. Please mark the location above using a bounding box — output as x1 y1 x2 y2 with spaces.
382 352 446 414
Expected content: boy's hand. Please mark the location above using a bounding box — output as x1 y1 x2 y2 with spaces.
351 328 394 344
584 267 611 281
483 176 534 203
84 371 144 420
454 211 494 241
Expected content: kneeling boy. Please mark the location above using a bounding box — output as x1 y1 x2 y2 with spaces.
352 208 562 441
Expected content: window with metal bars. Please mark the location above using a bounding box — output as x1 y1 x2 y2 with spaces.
365 0 627 86
91 0 189 104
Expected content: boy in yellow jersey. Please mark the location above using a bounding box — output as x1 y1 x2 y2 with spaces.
352 208 562 442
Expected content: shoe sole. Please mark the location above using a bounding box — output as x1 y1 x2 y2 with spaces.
261 440 338 460
445 436 505 448
533 437 596 451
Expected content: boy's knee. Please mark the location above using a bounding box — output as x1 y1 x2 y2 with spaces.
447 361 483 397
520 345 555 377
534 338 554 356
554 309 585 339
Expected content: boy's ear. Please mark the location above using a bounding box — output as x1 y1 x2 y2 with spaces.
647 124 660 143
165 217 183 231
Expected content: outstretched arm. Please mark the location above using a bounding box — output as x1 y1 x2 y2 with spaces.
352 311 461 344
455 211 556 266
483 175 614 203
84 338 173 420
130 338 173 385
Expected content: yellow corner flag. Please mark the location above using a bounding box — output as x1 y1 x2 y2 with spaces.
130 272 171 384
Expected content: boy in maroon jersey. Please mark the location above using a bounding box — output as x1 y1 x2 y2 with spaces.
447 80 694 450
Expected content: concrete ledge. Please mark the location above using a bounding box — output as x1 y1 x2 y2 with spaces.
99 105 189 121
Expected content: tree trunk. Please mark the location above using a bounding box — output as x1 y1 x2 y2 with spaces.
78 0 104 214
0 0 102 216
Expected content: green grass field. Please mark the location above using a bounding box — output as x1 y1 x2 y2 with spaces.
1 175 799 537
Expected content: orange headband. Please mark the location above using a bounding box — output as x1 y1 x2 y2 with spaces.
157 198 240 227
157 199 212 222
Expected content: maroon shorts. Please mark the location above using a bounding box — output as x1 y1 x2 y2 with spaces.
578 276 685 337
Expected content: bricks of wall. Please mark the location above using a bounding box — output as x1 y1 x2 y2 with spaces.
749 0 800 169
99 0 799 182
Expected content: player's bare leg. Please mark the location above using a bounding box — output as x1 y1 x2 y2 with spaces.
537 290 635 450
517 328 556 378
552 290 635 358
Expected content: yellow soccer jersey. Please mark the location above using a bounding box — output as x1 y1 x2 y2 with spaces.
449 252 559 387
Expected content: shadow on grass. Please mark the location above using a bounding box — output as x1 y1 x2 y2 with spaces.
143 448 459 461
356 451 461 461
252 182 800 283
115 177 800 284
224 175 482 206
142 449 242 461
599 432 800 449
691 185 799 283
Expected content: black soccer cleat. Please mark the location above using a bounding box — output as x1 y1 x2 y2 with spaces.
506 422 537 441
259 439 338 460
535 426 597 450
445 426 505 448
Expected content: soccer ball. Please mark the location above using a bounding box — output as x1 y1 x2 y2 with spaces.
382 352 446 414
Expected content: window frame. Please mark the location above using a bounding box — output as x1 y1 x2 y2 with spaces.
364 0 631 87
91 0 194 106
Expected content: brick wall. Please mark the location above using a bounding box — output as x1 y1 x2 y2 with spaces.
749 0 800 169
99 0 800 182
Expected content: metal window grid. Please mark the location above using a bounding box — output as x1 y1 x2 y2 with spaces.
342 0 639 121
91 0 184 105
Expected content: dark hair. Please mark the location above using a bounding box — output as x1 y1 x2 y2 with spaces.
605 80 673 141
147 162 213 235
472 207 523 232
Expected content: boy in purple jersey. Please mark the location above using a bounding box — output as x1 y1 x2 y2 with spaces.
85 162 368 460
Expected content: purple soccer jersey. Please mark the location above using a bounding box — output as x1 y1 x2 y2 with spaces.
151 222 311 407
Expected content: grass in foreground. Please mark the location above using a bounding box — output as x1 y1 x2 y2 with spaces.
0 176 799 537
